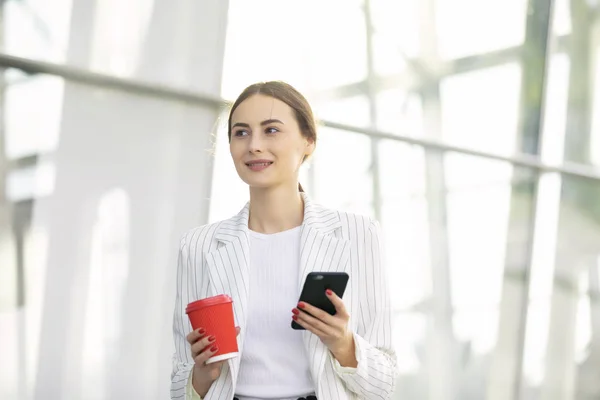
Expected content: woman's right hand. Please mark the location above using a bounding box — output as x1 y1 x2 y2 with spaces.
186 326 241 396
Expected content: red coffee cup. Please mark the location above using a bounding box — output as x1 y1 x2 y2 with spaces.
186 294 239 364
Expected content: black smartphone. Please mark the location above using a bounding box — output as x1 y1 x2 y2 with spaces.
291 271 350 330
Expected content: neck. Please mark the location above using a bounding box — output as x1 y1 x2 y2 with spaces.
247 184 304 234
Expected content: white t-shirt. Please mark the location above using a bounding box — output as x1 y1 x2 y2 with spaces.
234 226 315 400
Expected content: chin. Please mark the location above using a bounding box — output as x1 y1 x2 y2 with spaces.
240 176 274 189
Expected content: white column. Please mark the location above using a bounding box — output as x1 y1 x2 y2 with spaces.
540 253 597 400
32 1 229 399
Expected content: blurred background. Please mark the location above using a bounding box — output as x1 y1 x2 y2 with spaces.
1 0 600 399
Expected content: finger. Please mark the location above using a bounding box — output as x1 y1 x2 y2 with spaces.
325 290 349 316
292 314 329 338
236 326 241 336
294 308 338 337
186 328 207 344
297 302 336 325
194 343 220 365
191 334 217 358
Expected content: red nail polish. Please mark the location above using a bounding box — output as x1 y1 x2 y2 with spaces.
298 302 305 309
208 335 216 342
292 315 298 321
292 308 299 315
326 289 333 296
198 328 206 334
210 345 218 352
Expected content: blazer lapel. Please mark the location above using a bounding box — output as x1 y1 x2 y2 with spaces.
204 204 251 393
298 193 352 397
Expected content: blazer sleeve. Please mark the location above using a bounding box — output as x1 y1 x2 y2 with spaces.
171 228 232 400
332 219 398 399
171 234 197 399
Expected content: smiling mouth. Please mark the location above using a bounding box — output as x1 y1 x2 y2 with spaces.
245 161 273 171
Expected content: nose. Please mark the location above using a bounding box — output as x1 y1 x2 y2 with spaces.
248 132 263 153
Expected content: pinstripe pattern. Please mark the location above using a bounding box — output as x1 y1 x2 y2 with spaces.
171 193 397 399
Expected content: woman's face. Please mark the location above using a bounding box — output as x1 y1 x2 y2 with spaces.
229 94 314 190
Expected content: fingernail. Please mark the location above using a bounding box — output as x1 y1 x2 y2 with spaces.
326 289 333 296
197 328 206 335
210 345 218 352
292 308 299 315
292 315 298 321
208 335 216 342
298 302 305 309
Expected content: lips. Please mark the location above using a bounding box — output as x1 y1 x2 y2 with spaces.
245 160 273 171
245 160 273 166
246 160 273 172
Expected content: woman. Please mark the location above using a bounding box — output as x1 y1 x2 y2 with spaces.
171 81 397 400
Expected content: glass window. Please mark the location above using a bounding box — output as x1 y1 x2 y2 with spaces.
378 140 429 309
316 95 371 129
311 127 373 216
590 45 600 167
5 72 64 159
445 154 514 310
87 0 155 77
553 0 572 36
6 162 56 202
376 89 423 136
440 63 521 155
435 0 527 60
221 0 367 99
393 312 427 375
370 0 420 75
4 0 73 63
539 53 569 164
521 176 600 397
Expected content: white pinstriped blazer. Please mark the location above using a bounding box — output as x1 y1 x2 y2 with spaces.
171 193 398 400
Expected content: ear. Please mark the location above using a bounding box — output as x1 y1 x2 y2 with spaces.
305 138 315 157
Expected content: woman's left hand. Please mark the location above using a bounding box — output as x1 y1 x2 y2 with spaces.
292 290 357 366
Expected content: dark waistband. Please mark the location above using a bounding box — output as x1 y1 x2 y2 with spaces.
233 396 317 400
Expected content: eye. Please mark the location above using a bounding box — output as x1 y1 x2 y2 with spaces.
265 127 279 134
233 129 249 137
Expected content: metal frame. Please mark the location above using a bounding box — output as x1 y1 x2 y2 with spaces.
540 1 599 397
0 53 224 107
411 1 456 398
363 0 382 221
509 0 556 398
1 53 600 182
312 35 572 103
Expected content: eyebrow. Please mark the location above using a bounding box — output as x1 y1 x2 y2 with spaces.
231 119 284 129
